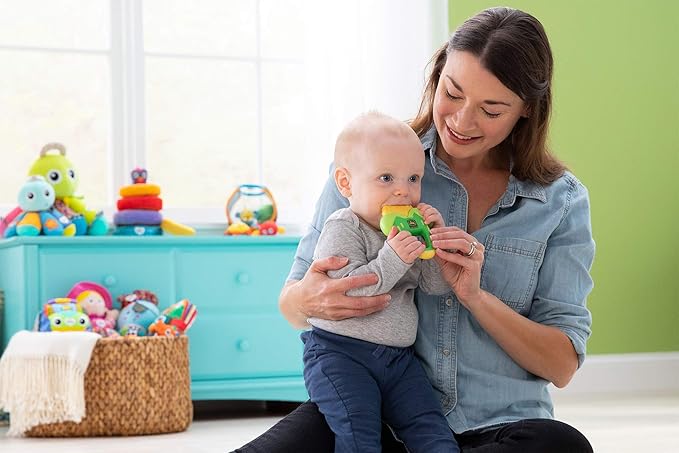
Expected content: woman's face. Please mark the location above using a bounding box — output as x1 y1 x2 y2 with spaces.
433 50 527 165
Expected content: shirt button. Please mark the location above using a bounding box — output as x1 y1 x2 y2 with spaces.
443 349 450 356
445 298 452 307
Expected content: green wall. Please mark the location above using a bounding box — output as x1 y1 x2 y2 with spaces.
449 1 678 354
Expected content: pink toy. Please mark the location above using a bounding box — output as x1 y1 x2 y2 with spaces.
0 206 23 236
66 281 119 336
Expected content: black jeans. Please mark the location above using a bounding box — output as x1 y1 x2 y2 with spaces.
231 401 593 453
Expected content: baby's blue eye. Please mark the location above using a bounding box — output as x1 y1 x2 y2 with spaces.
409 175 420 183
379 174 393 182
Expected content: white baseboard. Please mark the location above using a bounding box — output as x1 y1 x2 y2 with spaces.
549 351 679 398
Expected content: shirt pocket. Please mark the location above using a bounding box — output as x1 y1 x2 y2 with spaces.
480 234 546 312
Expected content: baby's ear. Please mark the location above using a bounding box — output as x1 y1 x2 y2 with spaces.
334 167 352 198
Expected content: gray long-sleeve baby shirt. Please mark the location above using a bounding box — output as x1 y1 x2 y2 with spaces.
308 208 451 347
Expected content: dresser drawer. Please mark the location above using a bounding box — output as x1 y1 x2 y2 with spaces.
190 313 303 380
176 244 296 313
38 246 175 307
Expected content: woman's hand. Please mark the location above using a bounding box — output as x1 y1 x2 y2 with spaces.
279 256 391 329
430 226 485 308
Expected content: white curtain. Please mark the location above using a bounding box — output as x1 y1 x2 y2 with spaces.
298 0 449 215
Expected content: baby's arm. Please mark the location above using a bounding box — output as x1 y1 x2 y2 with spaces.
314 218 412 297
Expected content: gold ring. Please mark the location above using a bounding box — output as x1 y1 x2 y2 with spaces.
465 241 477 257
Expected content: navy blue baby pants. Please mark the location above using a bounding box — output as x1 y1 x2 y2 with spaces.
301 328 459 453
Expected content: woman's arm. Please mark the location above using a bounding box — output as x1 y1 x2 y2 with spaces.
463 290 578 387
430 182 594 387
279 257 391 329
432 233 579 387
279 172 391 330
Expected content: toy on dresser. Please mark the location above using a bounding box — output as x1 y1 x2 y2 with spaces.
224 184 284 236
28 143 108 236
3 176 76 237
114 168 163 236
116 289 161 336
113 168 195 236
66 281 119 337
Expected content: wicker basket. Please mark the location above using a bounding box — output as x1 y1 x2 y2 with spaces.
25 335 193 437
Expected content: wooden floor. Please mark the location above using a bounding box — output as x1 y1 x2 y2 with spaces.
2 393 678 452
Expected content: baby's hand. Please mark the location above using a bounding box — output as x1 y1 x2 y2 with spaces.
387 227 425 264
417 203 445 229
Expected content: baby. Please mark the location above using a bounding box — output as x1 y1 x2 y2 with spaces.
301 111 459 452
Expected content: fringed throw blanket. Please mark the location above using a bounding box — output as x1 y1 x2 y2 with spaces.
0 330 100 436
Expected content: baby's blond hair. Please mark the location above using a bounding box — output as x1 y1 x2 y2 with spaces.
334 111 418 168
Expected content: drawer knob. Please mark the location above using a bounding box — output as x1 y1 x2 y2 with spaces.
237 339 251 351
103 275 117 287
236 272 250 285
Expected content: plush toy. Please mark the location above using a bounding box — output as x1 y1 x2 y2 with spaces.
149 299 197 337
27 142 108 236
3 176 76 238
36 298 92 332
116 290 160 336
0 206 22 237
66 281 119 337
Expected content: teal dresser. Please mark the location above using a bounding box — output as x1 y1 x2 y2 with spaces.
0 233 308 402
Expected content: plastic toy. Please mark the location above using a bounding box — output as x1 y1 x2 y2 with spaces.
130 167 148 183
112 225 163 236
114 168 195 236
250 220 285 236
149 299 197 337
36 298 92 332
225 221 253 235
161 218 195 236
67 281 119 336
116 290 160 336
226 184 277 228
379 205 436 260
27 143 108 235
3 176 76 238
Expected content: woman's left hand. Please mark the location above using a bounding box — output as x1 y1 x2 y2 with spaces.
430 226 485 308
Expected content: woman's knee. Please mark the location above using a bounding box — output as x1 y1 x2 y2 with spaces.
231 401 334 453
517 418 593 453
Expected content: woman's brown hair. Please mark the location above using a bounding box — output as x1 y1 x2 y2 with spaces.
410 7 565 184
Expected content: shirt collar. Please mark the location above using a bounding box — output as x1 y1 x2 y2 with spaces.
421 124 547 206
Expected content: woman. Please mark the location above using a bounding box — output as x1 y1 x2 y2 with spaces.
236 7 594 453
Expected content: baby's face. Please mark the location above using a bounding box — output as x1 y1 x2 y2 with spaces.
346 134 424 230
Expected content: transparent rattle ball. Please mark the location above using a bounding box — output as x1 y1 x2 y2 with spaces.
226 184 277 227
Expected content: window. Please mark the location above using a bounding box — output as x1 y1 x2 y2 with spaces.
0 0 111 211
0 0 447 229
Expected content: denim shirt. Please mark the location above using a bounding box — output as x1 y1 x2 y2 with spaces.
287 125 595 433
